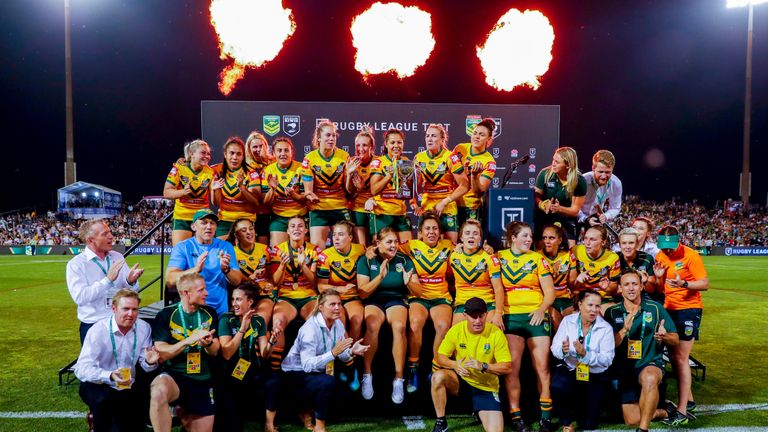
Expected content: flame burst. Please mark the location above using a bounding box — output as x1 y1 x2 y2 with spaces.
476 9 554 92
210 0 296 95
351 2 435 79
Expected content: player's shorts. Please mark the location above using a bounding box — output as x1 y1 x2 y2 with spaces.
454 302 496 314
552 297 573 313
255 214 271 237
667 308 702 341
503 313 551 338
458 377 502 412
619 364 665 405
215 220 234 237
342 296 362 306
408 297 452 310
457 207 481 228
309 209 351 228
164 371 215 416
363 296 408 313
172 219 193 232
277 296 317 312
370 214 412 234
269 215 291 232
352 210 371 229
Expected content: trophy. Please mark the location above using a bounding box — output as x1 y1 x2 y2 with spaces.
395 160 416 199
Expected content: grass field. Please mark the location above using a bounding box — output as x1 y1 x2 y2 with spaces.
0 255 766 431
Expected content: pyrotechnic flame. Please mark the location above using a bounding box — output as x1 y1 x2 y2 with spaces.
210 0 297 95
476 9 554 92
351 2 435 79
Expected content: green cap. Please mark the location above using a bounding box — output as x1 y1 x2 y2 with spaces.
192 209 218 224
657 234 679 250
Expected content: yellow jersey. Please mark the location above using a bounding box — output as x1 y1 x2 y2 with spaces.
370 154 409 216
234 242 269 282
349 160 374 213
300 148 349 211
542 250 574 299
261 161 306 218
317 244 365 300
452 143 497 210
212 163 259 222
415 149 464 215
247 158 273 217
438 321 511 392
270 241 320 299
450 249 501 306
497 250 552 314
165 162 214 221
570 245 621 298
401 239 453 301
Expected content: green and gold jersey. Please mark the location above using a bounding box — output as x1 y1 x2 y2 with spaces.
414 149 464 215
450 249 501 306
212 164 259 222
261 161 306 218
234 242 269 281
570 245 621 298
153 304 218 381
165 162 214 220
301 148 349 210
317 244 365 300
402 239 452 301
452 143 496 210
370 154 409 216
270 241 320 299
497 250 552 314
542 250 574 299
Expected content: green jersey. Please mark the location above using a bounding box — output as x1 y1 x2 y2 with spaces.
153 303 219 381
605 299 676 370
356 252 414 301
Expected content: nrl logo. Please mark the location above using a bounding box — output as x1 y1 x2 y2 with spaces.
263 115 280 136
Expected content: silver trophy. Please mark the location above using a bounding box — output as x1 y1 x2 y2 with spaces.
395 159 417 199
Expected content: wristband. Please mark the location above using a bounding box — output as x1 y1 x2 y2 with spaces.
481 362 488 372
682 280 689 288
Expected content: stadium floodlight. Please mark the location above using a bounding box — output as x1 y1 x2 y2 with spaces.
728 0 768 205
727 0 768 8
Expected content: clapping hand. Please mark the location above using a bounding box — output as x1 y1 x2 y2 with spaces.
454 357 470 377
573 337 586 357
653 262 668 279
107 259 125 282
332 338 354 357
219 251 232 274
562 336 571 356
194 251 209 273
126 263 144 285
351 339 369 356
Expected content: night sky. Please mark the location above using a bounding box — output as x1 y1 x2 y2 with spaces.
2 0 767 213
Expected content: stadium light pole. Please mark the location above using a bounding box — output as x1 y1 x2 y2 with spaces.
728 0 768 206
64 0 76 186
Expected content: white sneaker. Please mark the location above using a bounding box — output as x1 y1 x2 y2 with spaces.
361 373 374 400
391 378 405 404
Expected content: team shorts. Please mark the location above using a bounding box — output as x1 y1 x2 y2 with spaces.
551 297 573 313
255 214 271 237
370 214 412 235
164 371 215 416
342 296 362 306
667 308 702 341
269 215 291 232
309 209 351 227
172 219 193 232
408 297 452 310
352 210 371 229
277 296 317 312
503 313 551 338
454 302 496 314
620 364 665 405
457 207 481 228
214 220 234 237
363 296 408 313
458 377 502 412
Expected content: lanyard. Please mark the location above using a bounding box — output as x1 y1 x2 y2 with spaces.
177 304 203 352
234 316 255 359
593 178 611 207
92 255 112 276
320 319 337 353
109 319 137 370
624 307 647 341
576 314 594 361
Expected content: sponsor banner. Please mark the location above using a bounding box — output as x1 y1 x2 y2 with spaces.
486 189 535 250
201 101 560 192
130 246 174 255
717 246 768 256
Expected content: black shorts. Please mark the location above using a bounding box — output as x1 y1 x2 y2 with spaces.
164 371 215 417
619 364 664 405
667 308 702 341
363 297 408 313
458 377 502 412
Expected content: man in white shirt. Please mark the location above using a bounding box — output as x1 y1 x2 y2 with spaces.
579 150 623 227
66 219 144 343
75 289 159 432
268 289 368 432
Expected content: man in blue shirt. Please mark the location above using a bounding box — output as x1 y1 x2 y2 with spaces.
167 209 243 316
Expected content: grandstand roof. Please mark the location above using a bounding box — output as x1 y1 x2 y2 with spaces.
57 181 121 195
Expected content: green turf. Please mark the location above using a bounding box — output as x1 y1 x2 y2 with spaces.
0 255 765 430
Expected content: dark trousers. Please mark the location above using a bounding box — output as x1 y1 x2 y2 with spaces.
79 381 144 432
79 321 94 345
551 364 609 430
266 371 337 421
214 373 266 432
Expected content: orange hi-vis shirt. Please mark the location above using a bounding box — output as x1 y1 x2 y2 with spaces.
655 245 707 310
212 163 259 222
